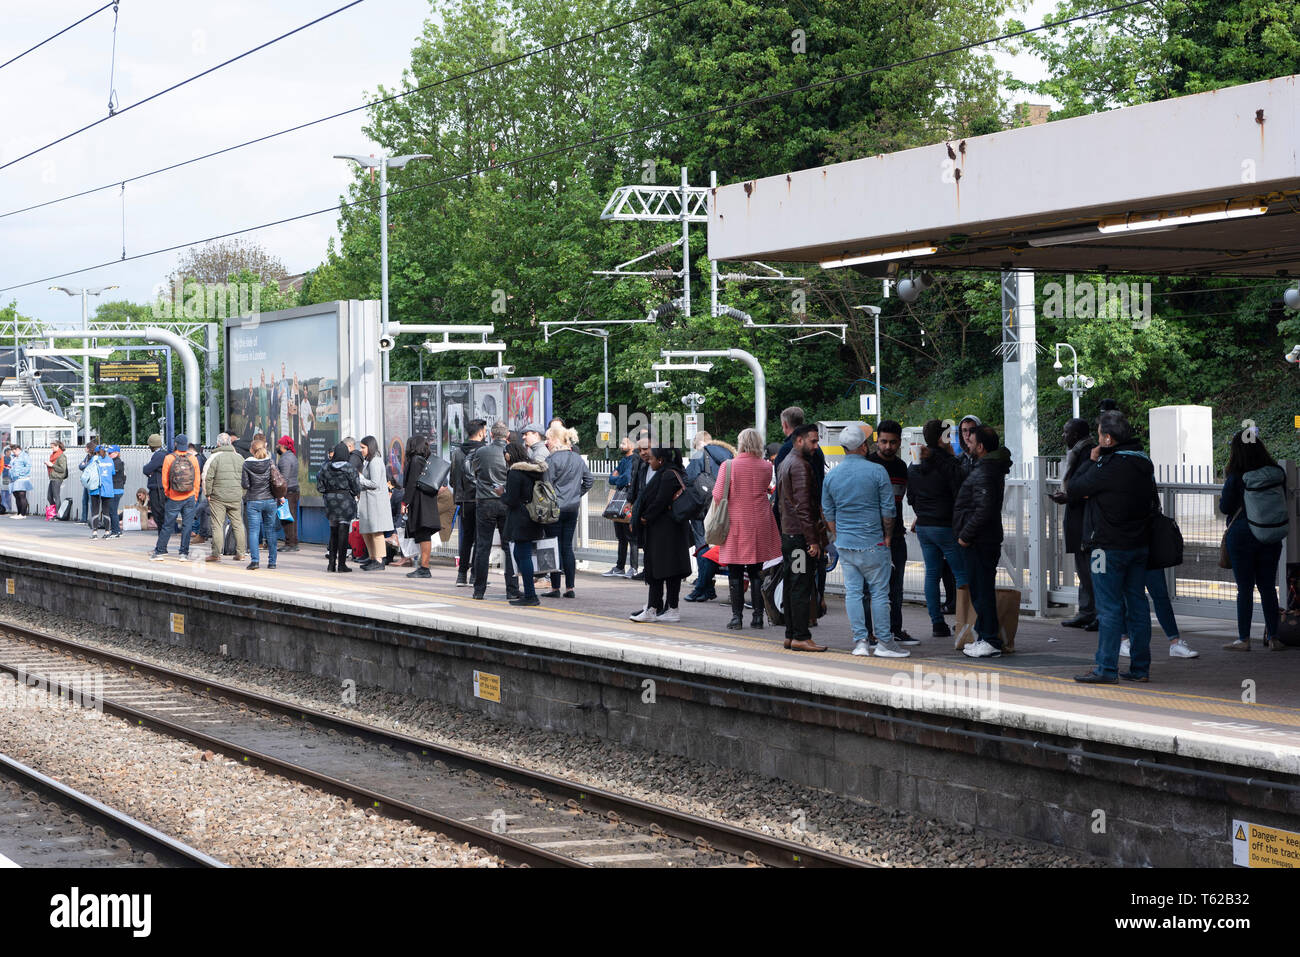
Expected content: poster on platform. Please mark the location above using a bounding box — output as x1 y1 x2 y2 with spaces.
472 381 506 434
439 381 470 456
382 384 410 483
508 378 543 434
226 306 342 503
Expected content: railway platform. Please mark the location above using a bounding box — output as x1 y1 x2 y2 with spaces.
2 520 1298 866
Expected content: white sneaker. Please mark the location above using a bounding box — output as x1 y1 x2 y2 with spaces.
656 608 681 623
149 552 167 562
873 640 910 658
89 530 99 539
851 641 871 656
962 639 1002 658
1169 639 1199 658
1119 638 1130 658
629 606 658 622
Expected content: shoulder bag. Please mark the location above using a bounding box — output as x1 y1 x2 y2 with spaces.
703 460 732 546
416 455 452 494
669 469 694 524
1147 502 1184 570
1219 508 1241 569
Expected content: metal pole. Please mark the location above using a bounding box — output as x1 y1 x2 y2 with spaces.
82 290 91 443
602 333 609 414
681 166 691 318
164 347 174 446
709 170 717 319
874 309 882 425
380 159 391 385
1071 350 1080 420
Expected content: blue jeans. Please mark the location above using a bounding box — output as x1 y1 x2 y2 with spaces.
916 525 968 623
513 540 537 599
1225 523 1282 641
1143 568 1179 640
245 499 278 565
550 509 580 590
840 544 892 645
1091 547 1151 678
154 496 197 555
962 540 1002 648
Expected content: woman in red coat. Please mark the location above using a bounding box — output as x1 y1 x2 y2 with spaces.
714 428 783 629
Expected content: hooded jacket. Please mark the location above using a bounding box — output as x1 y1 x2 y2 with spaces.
1066 438 1157 551
142 445 169 490
503 460 548 542
955 415 983 477
1059 435 1097 553
204 445 244 503
952 446 1013 545
241 455 275 501
471 439 509 502
317 442 361 524
906 445 964 526
451 437 486 504
684 441 735 487
47 449 68 482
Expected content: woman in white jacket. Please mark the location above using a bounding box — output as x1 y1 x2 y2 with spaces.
357 435 395 570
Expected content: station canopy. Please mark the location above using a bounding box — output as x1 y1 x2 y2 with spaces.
0 404 77 430
708 74 1300 278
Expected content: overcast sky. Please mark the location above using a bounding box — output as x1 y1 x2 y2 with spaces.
1 0 1056 328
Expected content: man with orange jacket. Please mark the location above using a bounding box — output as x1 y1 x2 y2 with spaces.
150 433 201 562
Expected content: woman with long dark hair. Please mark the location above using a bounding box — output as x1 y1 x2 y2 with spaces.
1220 430 1288 650
629 447 692 623
356 435 394 570
502 438 547 606
401 434 441 578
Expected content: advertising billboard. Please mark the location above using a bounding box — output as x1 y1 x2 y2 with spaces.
226 307 343 503
439 380 470 456
471 380 506 433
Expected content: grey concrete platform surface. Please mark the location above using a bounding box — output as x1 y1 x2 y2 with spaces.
2 520 1298 865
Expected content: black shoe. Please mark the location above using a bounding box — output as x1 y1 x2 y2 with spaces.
932 621 952 638
455 575 468 587
751 609 764 628
894 630 920 646
472 592 485 600
1084 619 1099 632
267 563 276 569
245 561 259 570
726 615 743 630
1120 672 1149 683
1061 614 1096 628
337 564 353 573
327 563 336 572
407 567 431 579
363 561 385 571
563 590 575 599
629 571 644 581
942 603 956 616
683 591 708 602
506 590 523 601
542 589 561 598
509 595 541 607
1073 672 1117 684
727 577 746 630
358 558 377 570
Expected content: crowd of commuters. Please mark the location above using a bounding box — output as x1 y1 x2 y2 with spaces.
5 398 1293 676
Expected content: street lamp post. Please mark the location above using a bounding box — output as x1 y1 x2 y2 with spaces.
1053 342 1094 420
853 305 882 423
50 284 117 443
334 153 432 383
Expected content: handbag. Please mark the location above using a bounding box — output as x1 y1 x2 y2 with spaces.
269 463 288 500
416 455 452 494
1219 509 1241 569
1147 507 1183 570
669 470 694 524
277 499 294 522
603 490 629 521
534 537 561 573
703 460 732 546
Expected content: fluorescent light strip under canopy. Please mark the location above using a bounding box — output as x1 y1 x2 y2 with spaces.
1097 199 1268 234
820 244 938 269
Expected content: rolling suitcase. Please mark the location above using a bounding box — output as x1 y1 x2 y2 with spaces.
58 497 73 521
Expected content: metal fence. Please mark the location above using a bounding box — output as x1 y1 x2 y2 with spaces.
5 446 155 521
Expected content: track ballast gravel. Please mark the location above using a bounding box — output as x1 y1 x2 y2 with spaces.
0 601 1097 867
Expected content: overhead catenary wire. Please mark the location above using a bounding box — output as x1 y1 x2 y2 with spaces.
0 0 1160 294
0 0 369 173
0 0 115 73
0 0 705 223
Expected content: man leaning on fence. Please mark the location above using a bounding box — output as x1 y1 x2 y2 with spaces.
1065 410 1157 684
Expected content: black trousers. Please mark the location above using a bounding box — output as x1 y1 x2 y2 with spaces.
1073 550 1096 617
457 501 477 579
147 487 166 528
614 520 636 569
473 499 516 594
782 533 815 642
647 575 683 612
327 524 351 567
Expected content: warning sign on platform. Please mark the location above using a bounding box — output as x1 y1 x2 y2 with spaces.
170 613 185 635
96 360 162 384
473 670 500 703
1232 819 1300 867
4 578 13 595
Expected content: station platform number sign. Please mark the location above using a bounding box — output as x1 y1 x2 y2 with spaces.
1232 819 1300 867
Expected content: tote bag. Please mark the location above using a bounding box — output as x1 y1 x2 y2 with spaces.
703 460 732 546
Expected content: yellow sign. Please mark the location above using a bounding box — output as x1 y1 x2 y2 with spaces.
473 671 501 703
1232 819 1300 868
1295 415 1300 430
170 613 185 635
4 579 13 595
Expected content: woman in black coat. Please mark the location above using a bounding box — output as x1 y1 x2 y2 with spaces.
402 434 442 579
630 447 692 623
316 440 361 573
502 439 547 606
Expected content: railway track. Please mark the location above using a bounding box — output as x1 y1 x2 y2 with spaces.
0 749 223 868
0 620 869 869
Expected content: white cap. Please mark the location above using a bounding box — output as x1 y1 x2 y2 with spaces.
839 423 869 452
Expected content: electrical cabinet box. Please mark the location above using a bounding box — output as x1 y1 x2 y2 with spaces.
1147 405 1213 479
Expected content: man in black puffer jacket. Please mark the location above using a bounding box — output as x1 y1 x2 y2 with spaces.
907 420 969 638
1066 411 1157 684
953 425 1013 659
470 422 518 600
450 419 487 587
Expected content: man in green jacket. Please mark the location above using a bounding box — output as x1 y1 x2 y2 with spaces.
202 433 247 562
46 441 69 512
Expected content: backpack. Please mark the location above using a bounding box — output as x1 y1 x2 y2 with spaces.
80 464 100 491
169 453 196 494
684 449 720 522
526 477 561 525
1242 466 1288 544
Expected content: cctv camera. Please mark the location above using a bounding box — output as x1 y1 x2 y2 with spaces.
486 364 515 376
644 380 670 393
378 335 395 352
1286 345 1300 364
